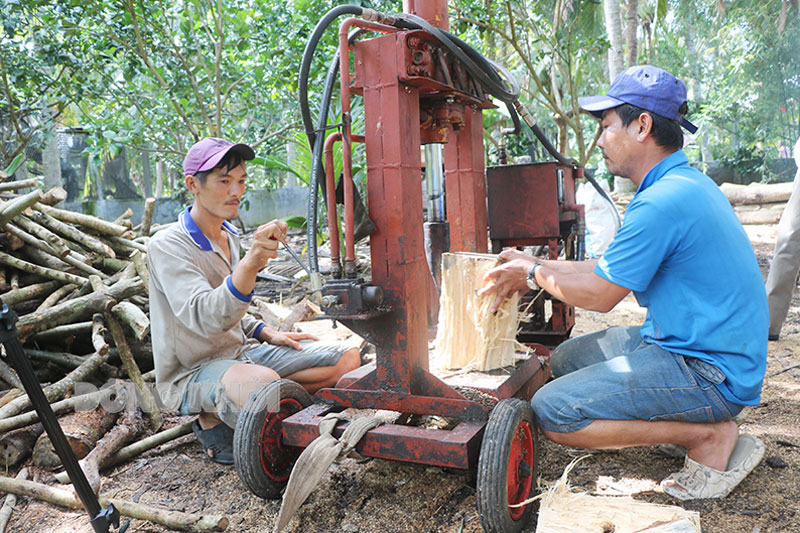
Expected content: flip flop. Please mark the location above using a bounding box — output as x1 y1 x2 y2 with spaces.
192 420 235 465
660 434 764 500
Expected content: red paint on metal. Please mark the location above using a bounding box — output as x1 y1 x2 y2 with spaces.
259 397 304 481
507 420 534 520
402 0 449 30
324 132 365 274
444 105 488 252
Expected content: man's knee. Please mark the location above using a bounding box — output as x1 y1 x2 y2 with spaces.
532 381 591 435
221 363 279 407
339 348 361 372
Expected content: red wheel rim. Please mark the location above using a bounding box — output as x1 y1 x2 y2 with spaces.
259 397 303 481
507 420 534 520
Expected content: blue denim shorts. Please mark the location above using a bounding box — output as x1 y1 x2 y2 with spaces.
178 340 351 420
532 326 743 433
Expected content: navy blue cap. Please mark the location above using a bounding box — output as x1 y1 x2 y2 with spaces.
579 65 698 134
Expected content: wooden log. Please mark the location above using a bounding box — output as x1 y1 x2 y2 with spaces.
0 189 43 228
102 257 130 273
0 390 22 410
720 181 794 205
0 468 27 533
76 408 145 494
0 476 229 531
103 234 148 253
30 321 93 343
0 231 23 251
111 301 150 342
432 252 522 371
13 214 71 257
0 389 110 434
40 186 67 206
141 197 156 237
113 208 133 226
16 277 144 339
734 203 785 225
91 312 110 356
19 245 73 272
0 347 113 420
34 203 132 237
33 406 118 470
0 423 43 467
0 251 87 285
8 272 17 290
278 299 320 332
0 269 5 291
0 178 38 191
0 280 61 305
35 283 77 312
28 209 115 258
106 314 162 431
130 250 149 295
0 357 21 390
24 348 88 368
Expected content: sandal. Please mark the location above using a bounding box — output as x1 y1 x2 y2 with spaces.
660 434 764 500
192 420 235 465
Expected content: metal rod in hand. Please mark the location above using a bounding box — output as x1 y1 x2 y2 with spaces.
281 241 312 277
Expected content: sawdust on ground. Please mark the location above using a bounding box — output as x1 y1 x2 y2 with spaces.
3 225 800 533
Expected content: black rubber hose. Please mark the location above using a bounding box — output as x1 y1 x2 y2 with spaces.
298 5 365 274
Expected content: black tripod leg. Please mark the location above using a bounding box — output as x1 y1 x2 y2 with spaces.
0 302 124 533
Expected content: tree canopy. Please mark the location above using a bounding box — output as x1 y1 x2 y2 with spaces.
1 0 798 195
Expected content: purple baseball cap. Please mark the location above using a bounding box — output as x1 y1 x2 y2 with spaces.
183 137 255 177
579 65 698 134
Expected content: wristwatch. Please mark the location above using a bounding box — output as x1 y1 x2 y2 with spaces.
526 263 542 290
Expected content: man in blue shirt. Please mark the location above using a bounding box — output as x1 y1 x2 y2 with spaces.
480 66 767 500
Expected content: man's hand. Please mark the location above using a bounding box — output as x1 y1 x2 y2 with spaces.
478 257 536 314
262 329 319 350
241 219 288 271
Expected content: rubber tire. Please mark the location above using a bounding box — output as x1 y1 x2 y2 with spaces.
233 379 312 499
476 398 538 533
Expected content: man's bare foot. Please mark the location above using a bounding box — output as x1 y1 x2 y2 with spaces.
685 420 739 471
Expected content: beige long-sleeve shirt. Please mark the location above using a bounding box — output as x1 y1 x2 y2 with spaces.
147 207 263 410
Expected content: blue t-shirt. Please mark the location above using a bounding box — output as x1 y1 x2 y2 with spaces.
594 150 767 405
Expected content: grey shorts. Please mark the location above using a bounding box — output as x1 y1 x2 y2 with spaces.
179 340 352 427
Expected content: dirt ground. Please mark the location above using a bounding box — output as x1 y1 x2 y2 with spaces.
4 224 800 533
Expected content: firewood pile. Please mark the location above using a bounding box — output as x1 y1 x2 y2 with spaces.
0 179 229 531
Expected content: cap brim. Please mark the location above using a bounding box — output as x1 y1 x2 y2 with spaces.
680 117 698 134
198 143 256 173
578 95 625 118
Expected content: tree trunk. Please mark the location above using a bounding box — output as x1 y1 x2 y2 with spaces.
155 160 164 198
720 181 794 205
604 0 624 80
32 406 119 470
624 0 638 67
42 110 62 190
141 149 153 198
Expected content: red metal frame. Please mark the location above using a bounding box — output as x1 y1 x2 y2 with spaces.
283 1 551 471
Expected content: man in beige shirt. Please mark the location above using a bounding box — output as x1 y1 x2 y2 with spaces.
148 137 360 464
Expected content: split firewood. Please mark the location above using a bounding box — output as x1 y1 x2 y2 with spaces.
0 177 38 191
106 314 162 431
252 297 283 330
140 197 156 235
0 475 229 531
32 406 119 470
72 407 145 495
34 203 133 238
39 186 67 206
0 357 22 390
0 468 28 533
111 301 150 342
29 209 115 258
0 251 87 286
0 389 110 434
35 283 78 312
0 423 43 467
15 277 144 339
1 280 61 306
0 189 43 228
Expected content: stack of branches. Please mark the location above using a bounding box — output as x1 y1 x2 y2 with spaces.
0 180 228 531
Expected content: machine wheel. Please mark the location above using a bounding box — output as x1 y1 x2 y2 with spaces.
233 379 312 499
476 398 538 533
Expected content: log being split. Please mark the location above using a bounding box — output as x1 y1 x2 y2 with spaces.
432 252 522 371
0 476 229 531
